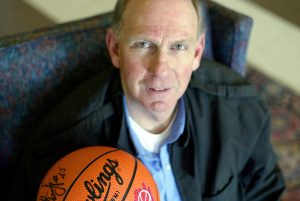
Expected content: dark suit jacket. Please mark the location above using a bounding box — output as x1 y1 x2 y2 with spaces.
10 60 285 201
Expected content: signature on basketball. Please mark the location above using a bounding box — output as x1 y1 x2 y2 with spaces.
39 167 67 201
84 158 124 201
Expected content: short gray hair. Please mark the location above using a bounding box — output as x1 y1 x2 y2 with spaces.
110 0 206 39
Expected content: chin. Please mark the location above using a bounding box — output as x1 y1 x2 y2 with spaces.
146 100 176 113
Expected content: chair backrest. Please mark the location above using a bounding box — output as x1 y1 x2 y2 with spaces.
0 0 253 171
206 1 253 76
0 16 112 170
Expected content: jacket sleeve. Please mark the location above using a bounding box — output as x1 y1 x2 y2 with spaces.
240 112 286 200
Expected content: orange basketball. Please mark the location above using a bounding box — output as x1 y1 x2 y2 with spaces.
36 146 160 201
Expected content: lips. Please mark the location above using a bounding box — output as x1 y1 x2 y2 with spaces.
152 88 168 91
146 87 171 97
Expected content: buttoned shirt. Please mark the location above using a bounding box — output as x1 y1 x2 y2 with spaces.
123 96 186 201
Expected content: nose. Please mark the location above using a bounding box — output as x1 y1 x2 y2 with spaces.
147 50 169 76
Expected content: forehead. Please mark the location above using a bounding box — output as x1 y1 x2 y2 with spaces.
123 24 194 41
120 0 198 39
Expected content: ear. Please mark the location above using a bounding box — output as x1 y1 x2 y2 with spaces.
192 34 206 71
106 28 120 68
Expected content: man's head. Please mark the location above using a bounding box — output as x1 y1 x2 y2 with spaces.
110 0 205 39
106 0 206 131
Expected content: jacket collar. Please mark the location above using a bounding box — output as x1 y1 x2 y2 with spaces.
116 113 137 155
171 125 203 201
103 77 138 155
169 93 205 201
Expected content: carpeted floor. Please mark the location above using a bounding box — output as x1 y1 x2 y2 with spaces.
246 67 300 201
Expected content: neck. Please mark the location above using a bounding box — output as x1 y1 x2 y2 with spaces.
128 104 178 134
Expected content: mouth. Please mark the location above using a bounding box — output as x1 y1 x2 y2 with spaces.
146 87 171 97
151 88 168 91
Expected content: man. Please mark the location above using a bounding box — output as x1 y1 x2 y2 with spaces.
13 0 285 200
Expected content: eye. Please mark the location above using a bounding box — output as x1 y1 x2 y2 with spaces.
134 41 152 49
171 44 188 51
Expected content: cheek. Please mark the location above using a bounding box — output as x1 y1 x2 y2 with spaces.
173 52 196 70
181 68 193 84
175 63 194 89
122 57 144 76
119 55 147 87
175 57 195 76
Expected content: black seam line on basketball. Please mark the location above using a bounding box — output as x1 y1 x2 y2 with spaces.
103 182 111 201
121 157 138 201
62 148 119 200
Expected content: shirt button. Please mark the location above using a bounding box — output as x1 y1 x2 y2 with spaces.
165 164 171 171
154 161 161 171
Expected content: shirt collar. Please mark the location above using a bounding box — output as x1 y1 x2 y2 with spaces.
122 96 186 158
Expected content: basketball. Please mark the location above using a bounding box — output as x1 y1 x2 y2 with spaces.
36 146 160 201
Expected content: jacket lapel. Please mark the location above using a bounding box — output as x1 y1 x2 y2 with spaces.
170 124 203 201
116 113 137 155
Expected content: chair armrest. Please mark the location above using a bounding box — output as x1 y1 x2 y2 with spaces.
207 1 253 76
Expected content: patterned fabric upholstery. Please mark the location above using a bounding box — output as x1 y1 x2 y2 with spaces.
0 27 111 170
0 1 253 173
207 1 253 76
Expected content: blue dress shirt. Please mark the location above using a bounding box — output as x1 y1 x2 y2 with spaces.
123 97 186 201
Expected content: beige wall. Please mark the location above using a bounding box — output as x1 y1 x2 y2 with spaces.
0 0 117 37
0 1 54 37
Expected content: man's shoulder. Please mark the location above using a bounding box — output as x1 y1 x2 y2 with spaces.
187 59 270 137
186 60 271 155
32 66 121 138
187 59 269 116
190 59 258 98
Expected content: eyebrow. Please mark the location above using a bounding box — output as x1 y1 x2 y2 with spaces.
127 36 154 44
127 36 196 46
171 39 195 45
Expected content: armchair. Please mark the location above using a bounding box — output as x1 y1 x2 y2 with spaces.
0 0 253 179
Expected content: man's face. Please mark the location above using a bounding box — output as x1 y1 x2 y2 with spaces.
107 0 205 118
